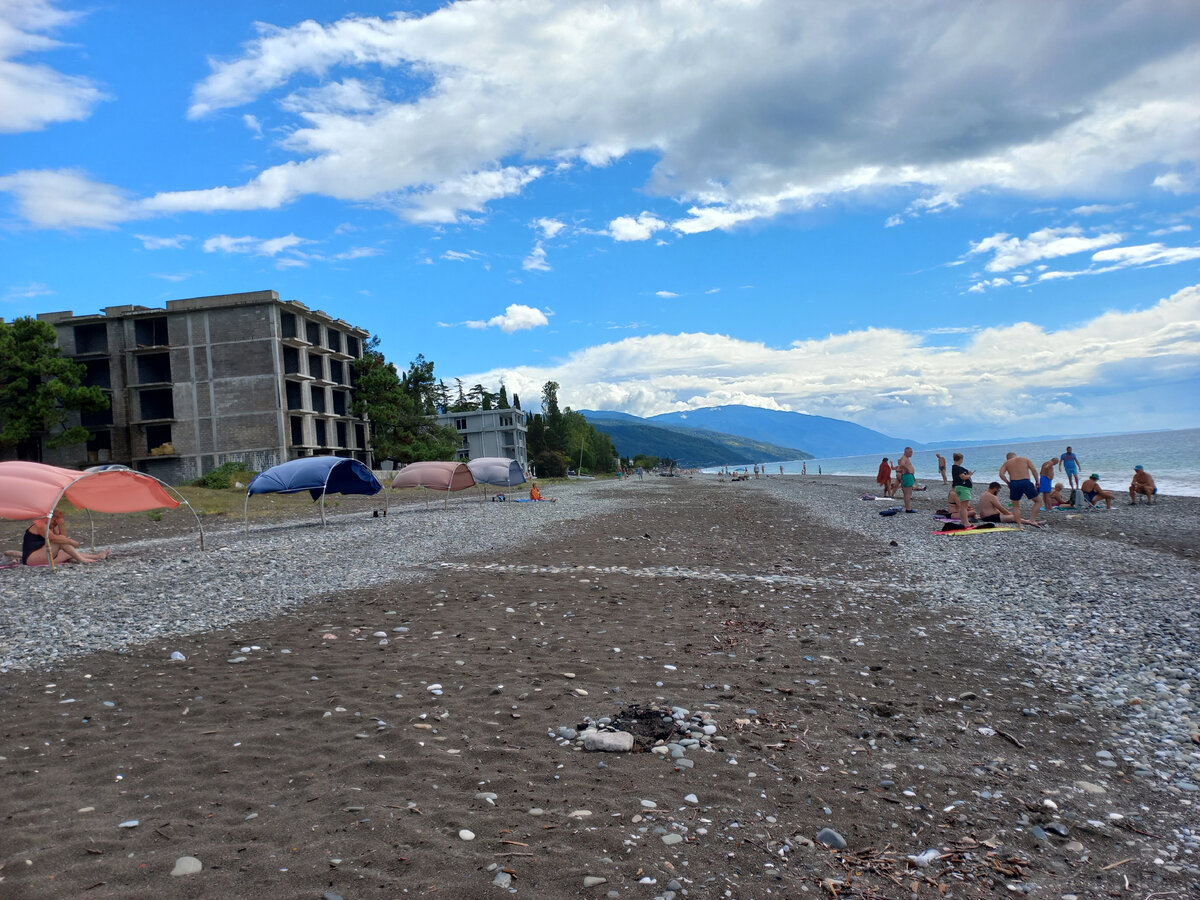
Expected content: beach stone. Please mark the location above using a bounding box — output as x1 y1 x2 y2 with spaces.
662 833 684 845
684 793 698 804
816 827 847 849
324 893 345 900
1075 780 1107 794
459 829 475 840
583 875 608 887
492 871 512 888
171 856 202 876
583 730 633 752
118 819 139 828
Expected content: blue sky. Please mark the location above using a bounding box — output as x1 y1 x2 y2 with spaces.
2 0 1198 441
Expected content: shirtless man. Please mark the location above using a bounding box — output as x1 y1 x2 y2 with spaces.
998 451 1040 528
1037 457 1059 518
1129 466 1157 504
1080 473 1113 509
895 447 917 513
936 453 948 484
1059 446 1082 490
978 483 1018 523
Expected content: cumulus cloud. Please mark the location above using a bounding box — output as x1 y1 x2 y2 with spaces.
202 232 309 257
0 168 136 228
464 303 550 333
457 284 1200 436
134 233 190 250
522 244 550 271
967 226 1124 273
10 2 1200 230
1153 170 1198 195
533 217 566 239
0 0 107 133
609 213 668 242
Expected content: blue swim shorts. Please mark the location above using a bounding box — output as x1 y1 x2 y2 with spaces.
1009 479 1038 501
1039 475 1053 494
1064 461 1078 474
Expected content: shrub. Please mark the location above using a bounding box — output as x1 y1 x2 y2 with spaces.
194 461 256 490
531 449 568 478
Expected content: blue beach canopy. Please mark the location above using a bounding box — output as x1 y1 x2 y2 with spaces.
244 456 381 528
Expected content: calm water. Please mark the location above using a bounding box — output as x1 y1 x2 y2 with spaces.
712 428 1200 497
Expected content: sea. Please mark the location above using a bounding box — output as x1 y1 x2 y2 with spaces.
707 428 1200 497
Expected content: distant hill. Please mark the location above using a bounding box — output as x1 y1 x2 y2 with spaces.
579 412 810 468
646 405 918 458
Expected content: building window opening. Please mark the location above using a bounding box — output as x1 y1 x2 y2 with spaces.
354 423 366 450
283 346 300 374
346 335 360 357
336 421 347 447
290 415 305 446
308 352 325 380
332 390 347 416
82 404 113 428
330 359 344 383
83 359 111 389
315 419 328 447
136 352 171 384
145 423 173 455
285 380 304 410
74 323 108 354
328 331 343 353
310 385 326 413
134 317 168 347
138 388 174 420
305 320 322 346
281 312 298 339
454 417 468 430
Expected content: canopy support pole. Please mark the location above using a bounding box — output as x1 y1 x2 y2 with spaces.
86 508 96 551
244 492 250 532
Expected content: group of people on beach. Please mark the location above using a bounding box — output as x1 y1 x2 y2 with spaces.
936 444 1158 531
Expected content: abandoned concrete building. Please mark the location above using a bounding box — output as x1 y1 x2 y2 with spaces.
38 290 373 482
435 408 528 470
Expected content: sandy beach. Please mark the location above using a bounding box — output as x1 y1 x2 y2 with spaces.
1 475 1197 899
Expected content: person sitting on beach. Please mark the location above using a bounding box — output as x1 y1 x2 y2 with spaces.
875 458 893 497
1080 474 1113 509
1129 466 1157 505
978 483 1017 523
22 511 110 566
528 482 555 502
1048 483 1070 508
998 452 1040 528
946 485 978 523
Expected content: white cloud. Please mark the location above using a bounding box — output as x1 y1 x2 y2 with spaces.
1091 242 1200 267
464 303 550 333
202 233 309 257
655 290 679 298
150 272 194 282
2 281 52 301
533 217 566 239
0 168 135 228
458 284 1200 435
134 233 190 250
1153 171 1198 195
522 244 550 271
0 0 106 133
609 213 668 242
441 249 481 262
1149 224 1191 236
705 288 720 294
333 246 381 260
967 226 1124 272
242 113 263 138
1071 203 1130 216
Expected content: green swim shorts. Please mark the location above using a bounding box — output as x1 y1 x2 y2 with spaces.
953 485 972 502
900 473 915 488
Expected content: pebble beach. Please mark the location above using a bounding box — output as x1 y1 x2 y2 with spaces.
1 474 1196 898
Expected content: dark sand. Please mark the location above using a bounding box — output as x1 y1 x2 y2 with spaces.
1 479 1195 899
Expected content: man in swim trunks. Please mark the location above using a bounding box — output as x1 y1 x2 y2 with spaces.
936 453 948 484
998 451 1041 528
1129 465 1156 504
1037 457 1059 518
1079 473 1113 509
896 447 917 513
979 482 1017 523
1060 446 1081 489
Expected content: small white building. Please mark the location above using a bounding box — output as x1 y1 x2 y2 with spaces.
436 408 528 469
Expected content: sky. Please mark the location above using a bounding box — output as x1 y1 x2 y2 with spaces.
1 0 1199 442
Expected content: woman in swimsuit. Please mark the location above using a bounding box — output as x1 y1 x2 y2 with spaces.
22 511 110 566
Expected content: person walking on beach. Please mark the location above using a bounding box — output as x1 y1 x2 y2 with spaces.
1037 457 1060 519
1060 446 1081 490
998 451 1040 528
1080 473 1113 509
1129 465 1157 504
936 453 948 484
896 447 916 513
951 452 974 530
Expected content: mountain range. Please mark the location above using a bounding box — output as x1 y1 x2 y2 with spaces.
577 411 809 468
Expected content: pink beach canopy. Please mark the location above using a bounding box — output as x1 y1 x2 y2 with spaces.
389 460 475 492
0 460 181 520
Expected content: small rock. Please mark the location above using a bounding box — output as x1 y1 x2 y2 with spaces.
118 819 139 828
583 731 634 752
459 829 475 840
583 876 608 887
816 827 847 849
171 856 202 876
492 871 513 888
662 833 684 845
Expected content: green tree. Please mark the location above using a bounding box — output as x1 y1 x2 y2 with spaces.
0 317 108 459
351 344 458 463
541 380 567 452
497 385 510 409
511 392 521 410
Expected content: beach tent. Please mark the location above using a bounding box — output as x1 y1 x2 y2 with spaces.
388 460 475 510
0 460 203 570
244 456 382 528
467 457 526 490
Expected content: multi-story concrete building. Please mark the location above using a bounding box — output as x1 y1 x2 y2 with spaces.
435 408 528 470
37 290 372 482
